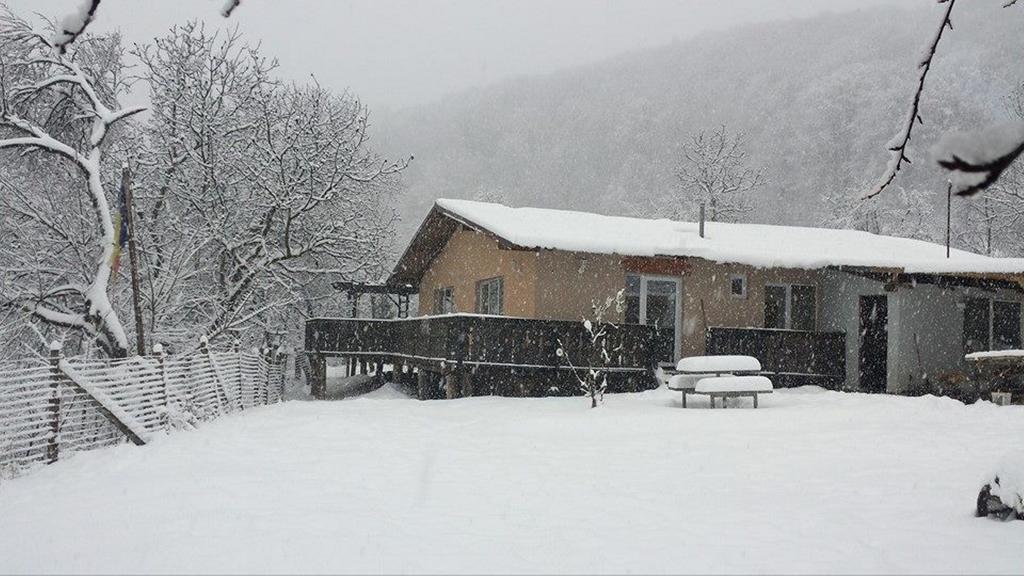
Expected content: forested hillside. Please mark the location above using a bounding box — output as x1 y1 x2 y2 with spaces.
378 4 1024 251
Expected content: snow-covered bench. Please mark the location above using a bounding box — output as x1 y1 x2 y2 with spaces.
665 355 763 408
694 375 774 409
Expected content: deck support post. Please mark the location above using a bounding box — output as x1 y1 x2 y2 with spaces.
309 353 327 400
460 369 473 398
416 369 429 400
444 369 459 399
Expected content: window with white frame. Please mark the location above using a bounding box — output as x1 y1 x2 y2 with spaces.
730 274 747 299
433 286 455 314
764 284 816 331
476 277 504 315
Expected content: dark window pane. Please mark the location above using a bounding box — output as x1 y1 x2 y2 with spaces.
646 281 676 329
765 285 787 329
963 298 991 354
993 301 1021 350
625 275 641 324
646 280 677 362
791 285 816 331
731 276 745 297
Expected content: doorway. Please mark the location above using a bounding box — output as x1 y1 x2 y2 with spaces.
858 295 888 393
626 275 681 362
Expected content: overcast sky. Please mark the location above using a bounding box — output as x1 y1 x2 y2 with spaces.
10 0 904 111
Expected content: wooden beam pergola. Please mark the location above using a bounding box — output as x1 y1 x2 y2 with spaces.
332 281 417 319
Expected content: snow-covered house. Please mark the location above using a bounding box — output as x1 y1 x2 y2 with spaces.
380 199 1024 394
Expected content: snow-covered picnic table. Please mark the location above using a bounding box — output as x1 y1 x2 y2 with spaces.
666 355 772 408
964 349 1024 405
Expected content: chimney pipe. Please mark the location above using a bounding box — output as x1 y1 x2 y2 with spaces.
699 203 706 238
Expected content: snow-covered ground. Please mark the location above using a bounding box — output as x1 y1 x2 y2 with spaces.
1 386 1022 574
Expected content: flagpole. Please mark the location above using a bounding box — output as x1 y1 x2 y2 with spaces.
121 165 147 355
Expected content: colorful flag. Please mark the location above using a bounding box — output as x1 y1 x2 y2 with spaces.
110 182 130 279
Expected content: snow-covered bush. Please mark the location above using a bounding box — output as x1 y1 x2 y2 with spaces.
977 455 1024 521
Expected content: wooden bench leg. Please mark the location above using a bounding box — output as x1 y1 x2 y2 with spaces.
682 392 687 408
709 395 714 409
754 394 758 409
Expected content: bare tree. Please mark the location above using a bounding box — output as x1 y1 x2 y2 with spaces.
672 126 765 223
557 290 625 409
0 10 143 357
870 0 1024 199
824 186 936 241
957 81 1024 256
133 23 404 349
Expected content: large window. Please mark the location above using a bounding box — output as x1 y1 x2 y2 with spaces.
433 286 455 314
476 277 504 315
764 284 816 331
965 298 1022 353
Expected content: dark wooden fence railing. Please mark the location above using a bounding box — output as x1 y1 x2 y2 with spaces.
705 327 846 389
305 315 659 372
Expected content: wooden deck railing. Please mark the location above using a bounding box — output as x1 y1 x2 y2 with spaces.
705 327 847 389
305 314 660 372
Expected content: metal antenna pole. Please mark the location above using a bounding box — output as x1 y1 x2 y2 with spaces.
946 180 952 259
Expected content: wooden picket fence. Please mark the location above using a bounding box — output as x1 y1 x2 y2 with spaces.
0 341 288 479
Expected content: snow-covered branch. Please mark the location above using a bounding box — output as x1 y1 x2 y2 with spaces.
870 0 1024 199
221 1 243 18
934 122 1024 197
866 0 956 199
53 0 100 54
52 0 243 53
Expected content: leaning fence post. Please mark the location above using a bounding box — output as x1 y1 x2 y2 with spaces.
154 343 169 429
276 346 287 402
199 335 218 415
236 341 248 409
46 342 63 464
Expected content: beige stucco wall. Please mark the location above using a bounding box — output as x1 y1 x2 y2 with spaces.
417 228 539 317
680 261 821 356
417 230 824 358
535 251 627 322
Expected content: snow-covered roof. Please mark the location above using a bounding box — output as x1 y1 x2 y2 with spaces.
436 198 1024 274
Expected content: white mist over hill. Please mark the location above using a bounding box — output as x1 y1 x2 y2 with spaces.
377 4 1024 250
